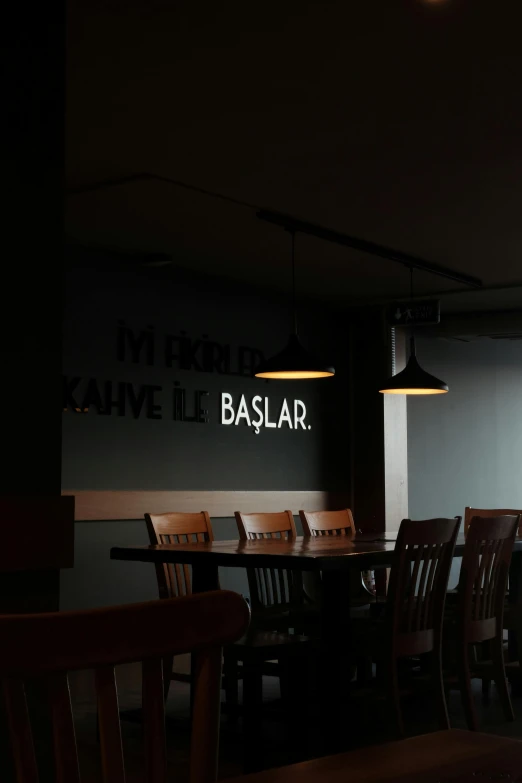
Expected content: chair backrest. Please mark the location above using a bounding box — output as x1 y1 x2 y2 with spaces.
235 511 296 541
386 517 461 657
458 514 519 643
464 507 522 535
0 591 250 783
145 512 214 599
234 511 299 614
299 509 355 537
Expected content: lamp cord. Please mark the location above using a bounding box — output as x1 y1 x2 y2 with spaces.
410 265 416 357
291 231 298 335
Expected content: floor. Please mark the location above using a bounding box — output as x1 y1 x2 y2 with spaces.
69 662 522 782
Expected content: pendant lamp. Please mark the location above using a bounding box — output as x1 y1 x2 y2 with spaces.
379 268 448 395
255 232 335 379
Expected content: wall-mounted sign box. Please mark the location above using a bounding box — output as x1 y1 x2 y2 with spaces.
387 299 440 327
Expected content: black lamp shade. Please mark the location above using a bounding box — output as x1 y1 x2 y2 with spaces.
379 338 448 395
255 334 335 379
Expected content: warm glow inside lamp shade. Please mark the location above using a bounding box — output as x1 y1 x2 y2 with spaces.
380 387 448 395
255 369 335 379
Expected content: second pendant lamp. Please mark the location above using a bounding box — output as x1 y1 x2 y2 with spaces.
379 268 448 395
254 232 335 380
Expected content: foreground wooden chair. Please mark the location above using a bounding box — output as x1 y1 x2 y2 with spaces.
0 591 250 783
353 516 461 736
446 513 519 730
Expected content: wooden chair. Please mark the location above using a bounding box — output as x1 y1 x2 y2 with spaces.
446 514 519 730
145 511 214 599
299 508 355 537
299 509 376 607
147 511 311 772
353 517 461 737
462 508 522 693
145 512 214 690
234 511 303 629
0 591 250 783
464 507 522 536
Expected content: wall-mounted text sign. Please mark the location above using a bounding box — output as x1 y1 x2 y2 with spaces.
62 381 310 434
63 322 311 433
221 393 310 434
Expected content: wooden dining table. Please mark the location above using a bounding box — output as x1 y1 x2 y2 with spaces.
110 531 522 600
111 532 522 749
111 533 403 650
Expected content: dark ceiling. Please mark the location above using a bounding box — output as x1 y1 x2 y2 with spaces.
66 0 522 314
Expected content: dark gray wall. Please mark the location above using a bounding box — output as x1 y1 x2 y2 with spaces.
408 336 522 518
61 247 350 609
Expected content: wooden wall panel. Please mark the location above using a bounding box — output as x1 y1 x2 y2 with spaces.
61 490 352 521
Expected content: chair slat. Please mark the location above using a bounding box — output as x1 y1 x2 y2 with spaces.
269 568 278 605
277 569 286 605
174 563 184 595
422 544 442 628
3 677 39 783
406 545 424 631
183 564 192 595
96 666 126 783
414 546 433 630
48 674 80 783
167 564 178 597
143 658 167 783
474 541 492 620
487 545 502 618
480 541 496 620
263 567 270 604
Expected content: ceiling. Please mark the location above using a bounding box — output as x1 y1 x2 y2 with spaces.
66 0 522 316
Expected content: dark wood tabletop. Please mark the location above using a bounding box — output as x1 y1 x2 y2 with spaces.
111 533 400 571
110 532 522 571
221 730 522 783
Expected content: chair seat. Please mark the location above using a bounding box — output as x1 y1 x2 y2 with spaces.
227 629 312 660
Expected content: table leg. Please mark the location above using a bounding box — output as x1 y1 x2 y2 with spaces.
319 569 352 754
192 563 220 594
